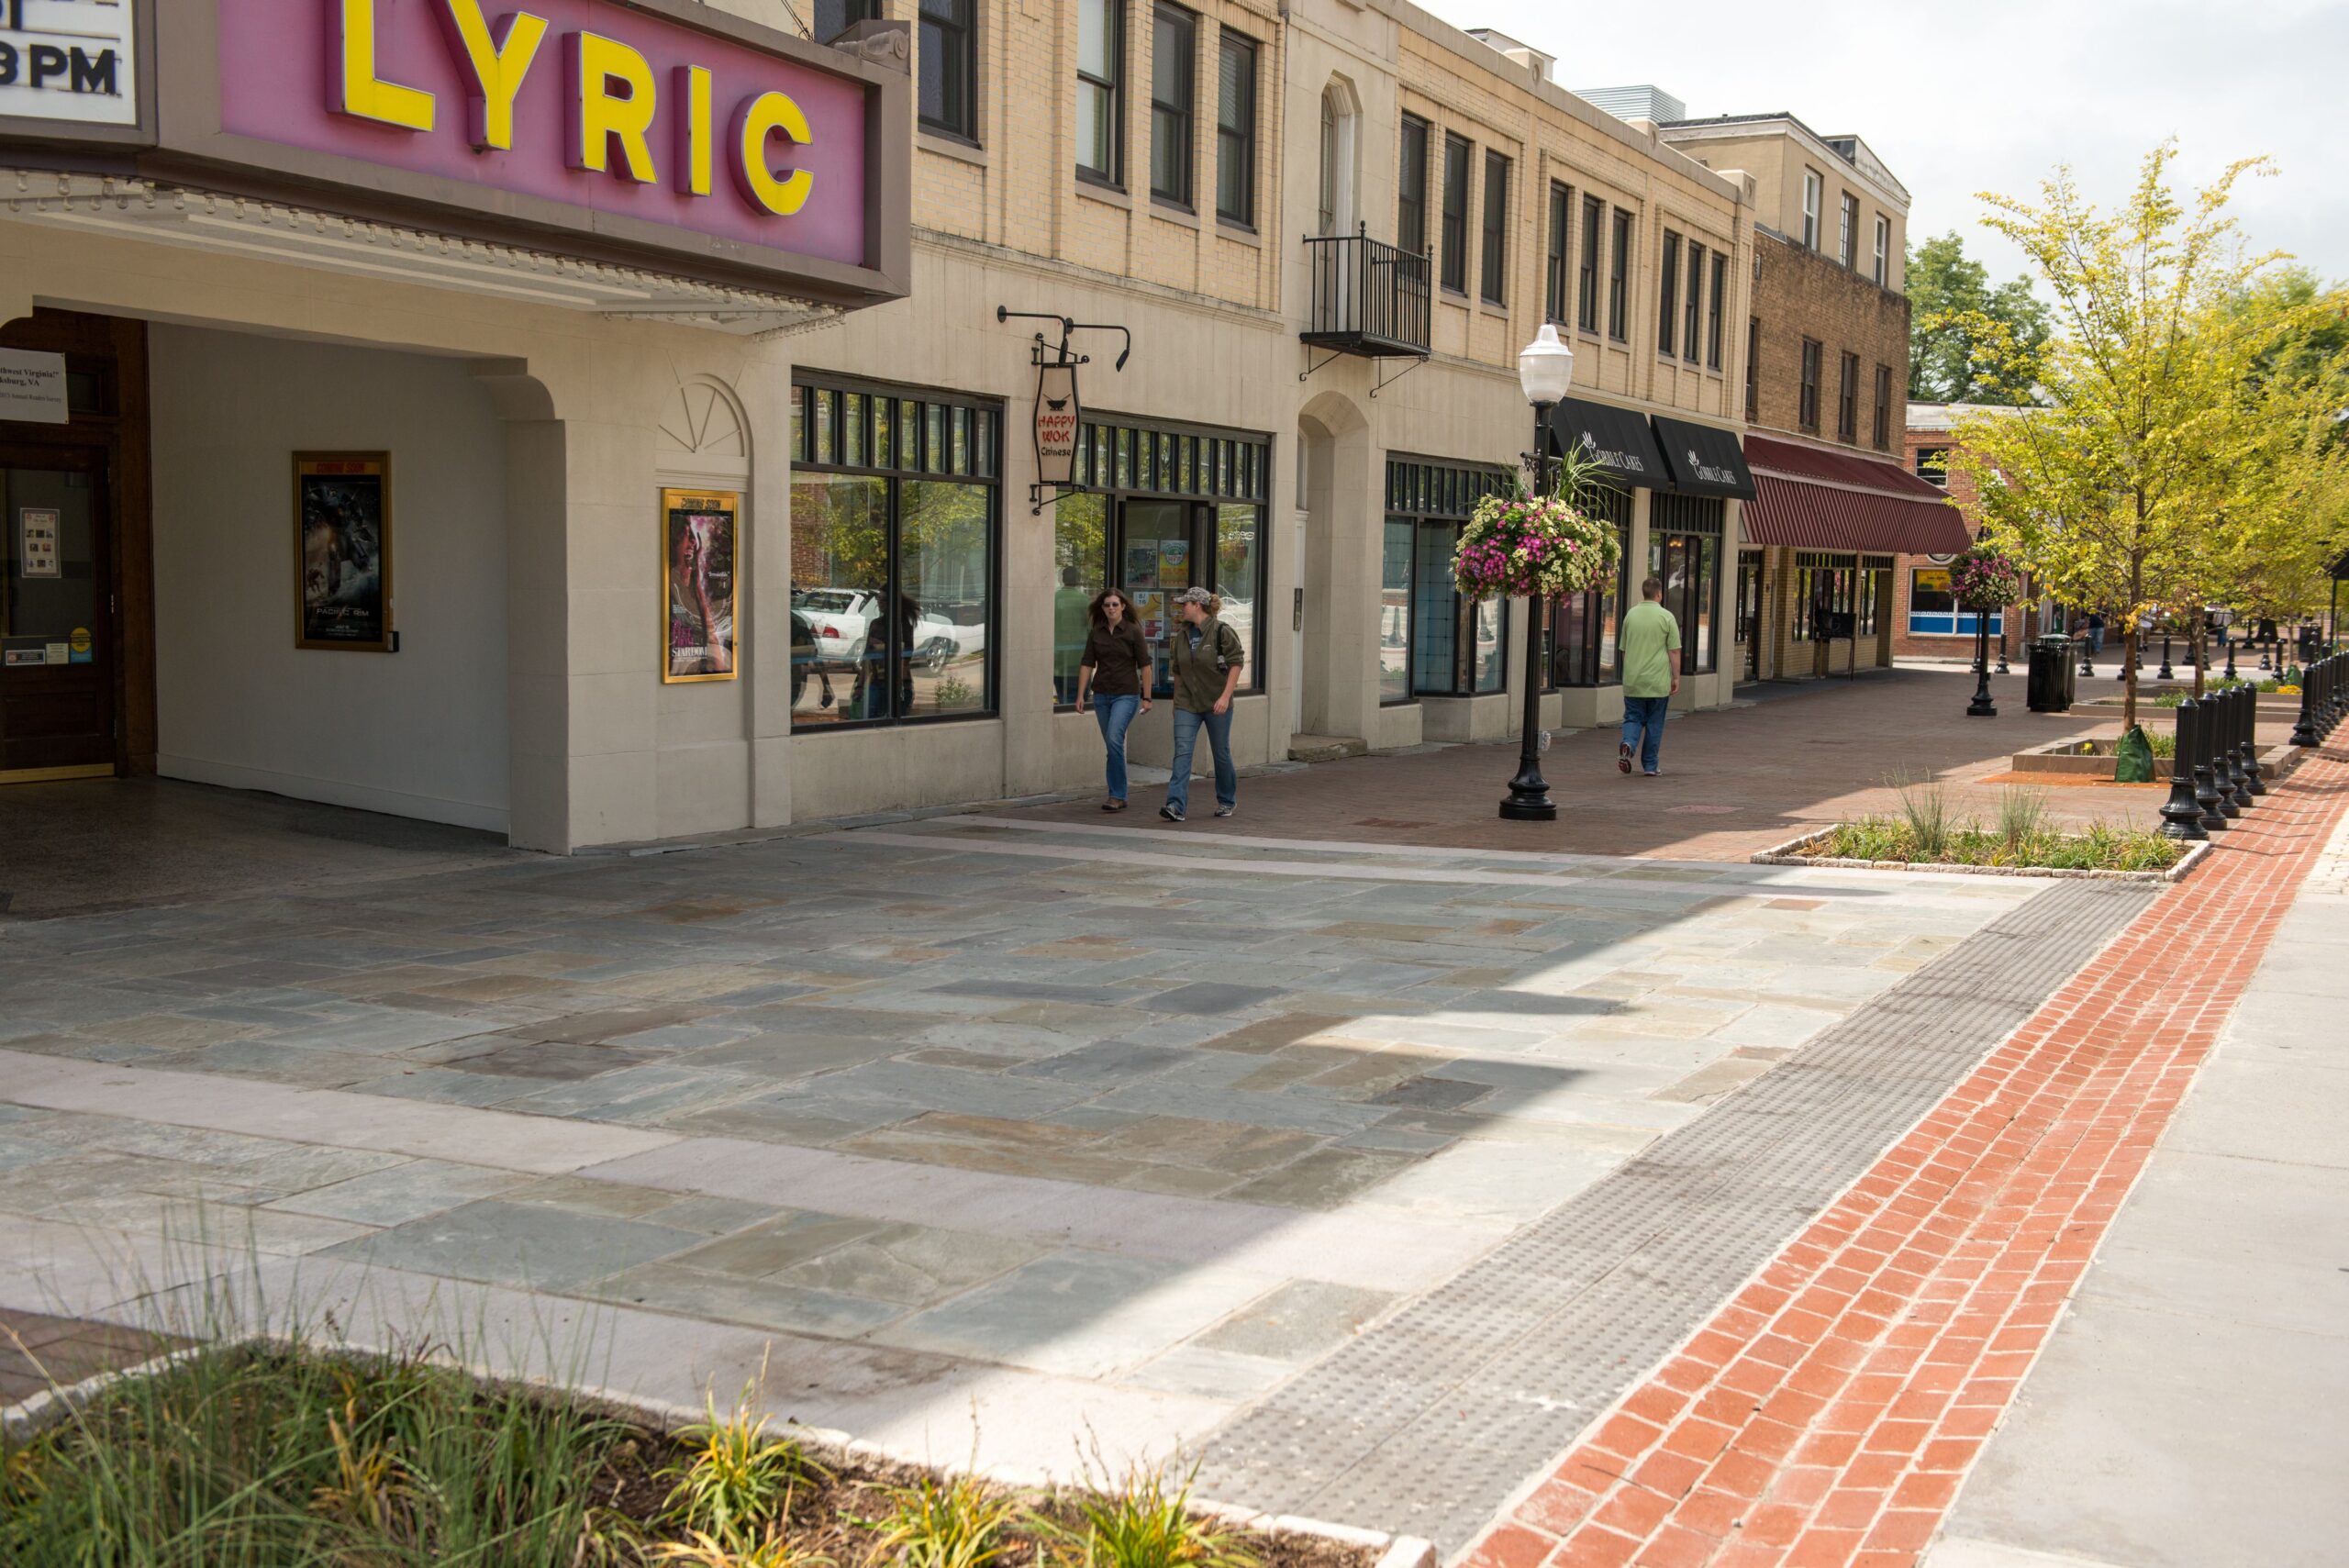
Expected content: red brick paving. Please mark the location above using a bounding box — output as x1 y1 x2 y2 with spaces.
0 1308 182 1407
1006 668 2296 861
1458 741 2349 1568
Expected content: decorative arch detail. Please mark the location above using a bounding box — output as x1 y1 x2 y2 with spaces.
656 376 751 466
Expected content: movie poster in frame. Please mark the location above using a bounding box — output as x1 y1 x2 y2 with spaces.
662 487 740 683
294 453 392 651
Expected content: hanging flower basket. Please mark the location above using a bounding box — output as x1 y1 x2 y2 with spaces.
1947 544 2024 614
1453 488 1622 602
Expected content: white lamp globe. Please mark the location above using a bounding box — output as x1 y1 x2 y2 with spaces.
1518 323 1575 406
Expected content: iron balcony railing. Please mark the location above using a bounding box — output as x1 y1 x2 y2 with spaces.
1301 226 1431 359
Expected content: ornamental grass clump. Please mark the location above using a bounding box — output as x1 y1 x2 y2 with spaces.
1817 813 2181 872
1452 447 1621 604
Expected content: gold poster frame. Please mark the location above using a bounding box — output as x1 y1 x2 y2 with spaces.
293 451 393 652
661 486 741 684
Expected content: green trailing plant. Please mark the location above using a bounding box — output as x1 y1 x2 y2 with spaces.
660 1385 823 1553
1040 1463 1258 1568
859 1473 1024 1568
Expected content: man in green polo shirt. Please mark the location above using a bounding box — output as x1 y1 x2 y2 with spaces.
1618 575 1681 776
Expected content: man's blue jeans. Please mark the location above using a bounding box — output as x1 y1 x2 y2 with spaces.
1092 694 1140 800
1621 695 1670 773
1167 706 1235 814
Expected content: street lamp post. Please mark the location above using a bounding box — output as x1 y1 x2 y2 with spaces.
1966 606 1997 717
1501 325 1574 822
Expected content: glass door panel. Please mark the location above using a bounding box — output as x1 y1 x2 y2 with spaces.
1 456 114 771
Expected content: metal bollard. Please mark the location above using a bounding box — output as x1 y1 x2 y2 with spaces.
2160 698 2209 840
2193 694 2229 832
2213 686 2245 817
2298 660 2325 747
2241 681 2267 796
2226 684 2257 806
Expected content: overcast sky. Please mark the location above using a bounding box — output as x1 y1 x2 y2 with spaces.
1432 0 2349 296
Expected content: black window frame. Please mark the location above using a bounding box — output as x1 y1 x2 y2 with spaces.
1872 363 1892 450
1397 115 1431 261
1076 0 1125 188
1683 236 1703 365
1707 250 1725 370
1214 28 1257 227
916 0 978 143
1608 207 1631 341
816 0 882 44
790 375 1005 731
1648 493 1724 676
1657 227 1680 356
1543 484 1634 690
1837 350 1859 442
1544 182 1571 324
1440 132 1473 295
1915 445 1951 487
1387 456 1514 698
1148 3 1196 210
1577 193 1602 332
1798 338 1821 431
1054 416 1275 706
1479 149 1510 306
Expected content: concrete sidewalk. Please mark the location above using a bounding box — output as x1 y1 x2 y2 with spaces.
1925 809 2349 1568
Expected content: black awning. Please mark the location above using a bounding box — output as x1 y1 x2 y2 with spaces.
1547 397 1669 490
1652 415 1757 499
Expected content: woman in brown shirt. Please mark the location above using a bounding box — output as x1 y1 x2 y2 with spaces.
1074 588 1154 810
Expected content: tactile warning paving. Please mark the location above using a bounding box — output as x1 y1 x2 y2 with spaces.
1194 878 2154 1551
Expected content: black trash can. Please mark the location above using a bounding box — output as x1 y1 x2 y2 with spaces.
2028 635 2079 712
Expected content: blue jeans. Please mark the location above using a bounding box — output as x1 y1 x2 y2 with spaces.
1092 694 1140 800
1167 706 1235 814
1621 695 1669 773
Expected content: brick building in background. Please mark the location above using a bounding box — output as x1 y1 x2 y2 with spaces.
1595 104 1969 682
1898 403 2043 661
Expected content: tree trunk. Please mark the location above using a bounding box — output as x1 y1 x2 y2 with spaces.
2121 626 2139 731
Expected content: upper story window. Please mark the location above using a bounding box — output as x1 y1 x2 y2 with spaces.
1578 194 1602 332
1397 115 1430 257
1076 0 1124 186
1479 150 1510 305
1873 363 1893 450
1800 170 1821 250
1916 445 1951 486
1683 236 1703 365
1217 34 1259 227
1873 215 1889 286
918 0 977 142
1149 5 1196 207
816 0 880 43
1837 350 1859 441
1440 133 1473 295
1707 250 1725 370
1745 318 1760 419
1839 193 1859 268
1544 183 1571 324
1657 228 1682 356
1798 337 1821 429
1608 207 1631 340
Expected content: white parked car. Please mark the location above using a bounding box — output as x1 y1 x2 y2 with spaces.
794 588 984 673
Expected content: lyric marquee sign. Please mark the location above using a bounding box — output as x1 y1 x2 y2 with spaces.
212 0 876 271
0 0 137 127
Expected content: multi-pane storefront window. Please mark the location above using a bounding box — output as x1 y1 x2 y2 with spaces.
790 380 1000 728
1908 564 2001 636
1544 484 1631 689
1386 457 1512 698
1379 517 1413 705
1052 417 1271 704
1648 493 1722 675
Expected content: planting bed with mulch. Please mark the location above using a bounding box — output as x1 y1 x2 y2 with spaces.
1 1340 1388 1568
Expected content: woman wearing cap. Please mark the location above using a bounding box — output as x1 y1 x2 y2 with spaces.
1073 587 1152 811
1162 585 1245 822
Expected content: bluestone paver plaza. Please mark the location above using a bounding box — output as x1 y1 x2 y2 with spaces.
3 795 2134 1548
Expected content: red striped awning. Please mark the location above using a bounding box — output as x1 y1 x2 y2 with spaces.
1738 434 1970 555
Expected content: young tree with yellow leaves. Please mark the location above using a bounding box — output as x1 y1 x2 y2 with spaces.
1945 144 2311 732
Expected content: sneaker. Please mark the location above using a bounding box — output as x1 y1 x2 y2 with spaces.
1642 769 1660 777
1160 804 1185 823
1215 803 1236 817
1618 741 1634 774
